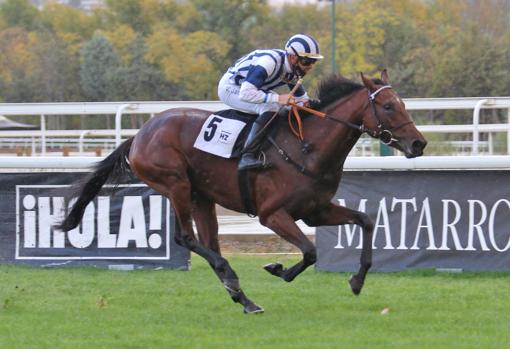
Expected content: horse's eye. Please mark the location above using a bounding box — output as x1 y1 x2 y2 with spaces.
384 103 393 111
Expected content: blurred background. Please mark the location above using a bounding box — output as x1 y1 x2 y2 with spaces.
0 0 509 156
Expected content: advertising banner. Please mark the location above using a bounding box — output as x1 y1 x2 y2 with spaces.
0 173 189 269
316 170 510 272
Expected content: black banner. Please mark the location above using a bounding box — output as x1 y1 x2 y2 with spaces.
316 170 510 272
0 173 189 269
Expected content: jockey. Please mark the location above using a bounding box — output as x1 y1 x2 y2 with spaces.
218 33 323 171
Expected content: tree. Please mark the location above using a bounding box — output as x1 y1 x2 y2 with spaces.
39 3 97 44
80 32 120 101
31 30 82 102
0 0 39 30
145 27 231 99
405 0 510 99
418 28 509 98
192 0 267 60
40 3 93 34
3 70 36 102
102 0 202 35
109 36 176 101
331 0 396 78
104 24 137 64
379 16 427 97
0 0 509 104
0 27 38 102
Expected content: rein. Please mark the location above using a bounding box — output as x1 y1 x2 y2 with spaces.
269 85 415 181
287 85 414 145
287 102 363 141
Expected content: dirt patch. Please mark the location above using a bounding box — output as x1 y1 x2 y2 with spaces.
216 205 242 216
215 205 315 253
219 234 315 253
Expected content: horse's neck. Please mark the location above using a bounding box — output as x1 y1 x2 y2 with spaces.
304 93 364 171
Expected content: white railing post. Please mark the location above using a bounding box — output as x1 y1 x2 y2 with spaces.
79 130 90 154
115 104 138 147
472 99 489 155
507 108 510 155
31 136 36 155
40 114 46 156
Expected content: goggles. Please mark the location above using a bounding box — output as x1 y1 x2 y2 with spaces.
298 57 317 66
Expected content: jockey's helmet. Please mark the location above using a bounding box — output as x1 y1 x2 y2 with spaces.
285 34 324 60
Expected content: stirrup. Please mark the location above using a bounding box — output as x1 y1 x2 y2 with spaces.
238 152 270 171
238 154 263 170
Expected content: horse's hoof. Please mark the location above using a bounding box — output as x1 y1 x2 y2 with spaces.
243 303 264 314
263 262 284 276
348 275 364 296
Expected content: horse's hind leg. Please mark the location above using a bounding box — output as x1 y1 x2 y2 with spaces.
191 195 226 277
148 171 262 314
304 203 374 295
259 208 316 282
190 196 264 310
191 194 220 254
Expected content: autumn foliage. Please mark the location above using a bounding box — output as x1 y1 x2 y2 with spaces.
0 0 509 103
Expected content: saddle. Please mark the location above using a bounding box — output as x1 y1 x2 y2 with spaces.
213 109 281 159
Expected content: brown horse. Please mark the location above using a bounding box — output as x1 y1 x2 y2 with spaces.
58 70 426 314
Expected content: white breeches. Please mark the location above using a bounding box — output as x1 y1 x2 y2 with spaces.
217 73 280 115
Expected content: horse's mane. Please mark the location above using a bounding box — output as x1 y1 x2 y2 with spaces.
309 74 384 110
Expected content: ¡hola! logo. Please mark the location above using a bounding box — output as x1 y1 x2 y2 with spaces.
16 184 172 260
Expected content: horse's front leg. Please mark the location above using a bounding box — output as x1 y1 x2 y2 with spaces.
259 208 316 282
304 203 374 296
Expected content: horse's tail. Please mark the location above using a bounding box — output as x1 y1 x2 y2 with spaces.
57 137 134 232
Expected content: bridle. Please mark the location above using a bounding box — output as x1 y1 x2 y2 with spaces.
291 84 414 145
362 85 414 145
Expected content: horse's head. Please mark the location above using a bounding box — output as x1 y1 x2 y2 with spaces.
360 70 427 158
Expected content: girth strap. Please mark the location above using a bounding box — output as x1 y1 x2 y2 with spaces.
237 169 256 217
267 136 317 179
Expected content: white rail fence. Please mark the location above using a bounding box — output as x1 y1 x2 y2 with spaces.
1 97 510 156
0 155 508 170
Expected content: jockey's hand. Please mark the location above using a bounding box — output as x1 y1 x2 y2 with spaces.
306 98 320 108
278 94 295 105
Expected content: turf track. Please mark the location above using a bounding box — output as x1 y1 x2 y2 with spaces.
1 254 509 349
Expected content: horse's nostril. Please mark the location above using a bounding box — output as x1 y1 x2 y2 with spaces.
412 140 427 153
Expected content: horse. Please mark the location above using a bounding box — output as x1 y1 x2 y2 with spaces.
58 70 427 314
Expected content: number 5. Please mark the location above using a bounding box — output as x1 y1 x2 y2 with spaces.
204 117 222 141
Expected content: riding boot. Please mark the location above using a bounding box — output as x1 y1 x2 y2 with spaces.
238 112 273 171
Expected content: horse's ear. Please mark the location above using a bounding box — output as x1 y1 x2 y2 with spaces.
381 69 389 84
360 72 377 91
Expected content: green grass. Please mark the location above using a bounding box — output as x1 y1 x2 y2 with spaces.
1 254 509 349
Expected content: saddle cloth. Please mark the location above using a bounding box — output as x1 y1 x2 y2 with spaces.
193 109 256 159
